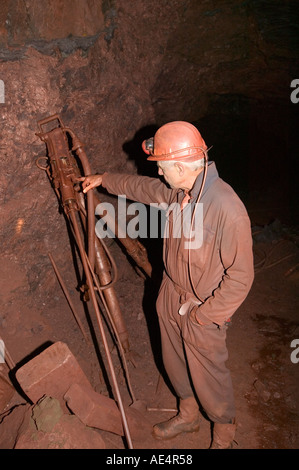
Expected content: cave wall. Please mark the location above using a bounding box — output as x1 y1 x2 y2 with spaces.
0 0 298 359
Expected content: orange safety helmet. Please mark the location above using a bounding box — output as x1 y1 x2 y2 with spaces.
142 121 208 162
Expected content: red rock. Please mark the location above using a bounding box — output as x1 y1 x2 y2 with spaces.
0 374 15 412
64 383 152 441
14 396 105 449
0 403 31 449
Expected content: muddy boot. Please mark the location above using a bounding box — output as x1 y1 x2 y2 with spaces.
152 396 200 440
210 420 236 449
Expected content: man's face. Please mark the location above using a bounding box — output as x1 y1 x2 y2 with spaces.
157 162 182 189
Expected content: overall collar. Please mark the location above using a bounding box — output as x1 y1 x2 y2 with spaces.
188 161 218 202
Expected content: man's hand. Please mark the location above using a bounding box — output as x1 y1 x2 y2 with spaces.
77 174 104 193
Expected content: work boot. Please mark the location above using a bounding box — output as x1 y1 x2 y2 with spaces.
209 420 236 449
152 396 200 440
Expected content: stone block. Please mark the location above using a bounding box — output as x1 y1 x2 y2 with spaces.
15 342 92 412
64 383 152 441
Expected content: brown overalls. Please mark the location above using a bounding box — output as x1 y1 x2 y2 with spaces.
102 162 254 423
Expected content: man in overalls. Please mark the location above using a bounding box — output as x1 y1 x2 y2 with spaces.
81 121 254 449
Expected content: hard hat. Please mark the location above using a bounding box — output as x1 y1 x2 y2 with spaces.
142 121 207 162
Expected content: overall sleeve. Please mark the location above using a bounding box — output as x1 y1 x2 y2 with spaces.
102 172 174 205
195 214 254 326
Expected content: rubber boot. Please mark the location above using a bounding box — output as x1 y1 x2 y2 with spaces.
152 396 200 440
210 420 236 449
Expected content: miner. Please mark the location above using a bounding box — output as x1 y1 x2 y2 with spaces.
81 121 254 449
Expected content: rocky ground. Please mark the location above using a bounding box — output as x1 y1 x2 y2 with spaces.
0 216 298 451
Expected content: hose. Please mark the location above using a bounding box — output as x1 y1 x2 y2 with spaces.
187 155 209 303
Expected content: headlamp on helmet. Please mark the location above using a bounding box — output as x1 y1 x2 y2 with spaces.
142 121 208 163
142 137 154 155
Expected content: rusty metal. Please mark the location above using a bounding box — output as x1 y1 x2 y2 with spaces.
36 114 134 448
67 205 133 448
64 124 152 278
85 253 137 403
36 115 130 350
36 115 152 350
75 192 130 351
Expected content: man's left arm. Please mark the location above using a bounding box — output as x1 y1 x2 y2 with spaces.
193 215 254 326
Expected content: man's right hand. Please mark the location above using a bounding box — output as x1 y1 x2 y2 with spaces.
77 174 104 193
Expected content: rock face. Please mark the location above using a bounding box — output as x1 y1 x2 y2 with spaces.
4 0 104 44
0 0 298 420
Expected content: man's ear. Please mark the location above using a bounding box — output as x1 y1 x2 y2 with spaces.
174 162 184 175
